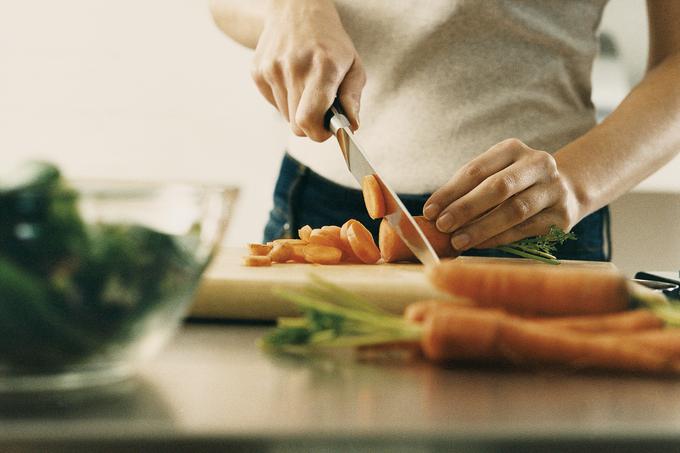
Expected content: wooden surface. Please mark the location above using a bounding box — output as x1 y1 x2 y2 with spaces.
3 323 680 452
189 247 619 320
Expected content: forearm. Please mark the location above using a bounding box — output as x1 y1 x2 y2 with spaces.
209 0 266 49
555 52 680 219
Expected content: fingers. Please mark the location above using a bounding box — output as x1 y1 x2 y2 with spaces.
252 53 365 142
296 71 339 142
423 138 525 221
251 68 276 108
474 211 567 250
286 80 305 136
433 160 541 235
337 58 366 131
447 183 554 251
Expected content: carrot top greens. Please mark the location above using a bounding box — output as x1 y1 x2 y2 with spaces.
496 226 576 264
259 275 423 353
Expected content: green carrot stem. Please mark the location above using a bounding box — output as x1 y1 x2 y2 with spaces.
496 246 560 265
277 317 309 328
273 288 418 333
307 274 389 315
511 244 557 260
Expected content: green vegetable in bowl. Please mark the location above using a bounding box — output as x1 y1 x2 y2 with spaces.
0 162 88 276
0 162 205 373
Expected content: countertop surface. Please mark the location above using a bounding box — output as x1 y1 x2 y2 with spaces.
4 323 680 452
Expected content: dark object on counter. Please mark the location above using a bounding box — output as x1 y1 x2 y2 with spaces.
0 162 203 372
635 271 680 300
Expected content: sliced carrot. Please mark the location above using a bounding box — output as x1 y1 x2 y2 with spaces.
248 243 273 256
321 225 342 237
427 260 630 316
346 220 381 264
269 242 293 263
303 244 343 265
340 220 362 262
289 244 307 262
379 216 455 262
309 228 344 249
298 225 313 242
271 238 307 246
361 174 386 219
243 255 272 267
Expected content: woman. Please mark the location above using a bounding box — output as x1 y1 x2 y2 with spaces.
210 0 680 261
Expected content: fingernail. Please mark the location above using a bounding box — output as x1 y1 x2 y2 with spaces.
452 233 471 250
436 213 453 232
423 203 439 220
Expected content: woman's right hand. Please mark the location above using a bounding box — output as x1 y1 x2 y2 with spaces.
252 0 366 142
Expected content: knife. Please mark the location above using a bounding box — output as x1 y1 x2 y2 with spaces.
324 101 440 267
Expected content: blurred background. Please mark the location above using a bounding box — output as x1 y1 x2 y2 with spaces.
0 0 678 276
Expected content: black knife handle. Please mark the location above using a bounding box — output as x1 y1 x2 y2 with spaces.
323 98 348 132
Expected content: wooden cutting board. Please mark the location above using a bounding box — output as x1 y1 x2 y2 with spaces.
188 247 618 320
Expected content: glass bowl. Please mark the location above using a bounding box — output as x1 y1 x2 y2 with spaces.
0 166 237 392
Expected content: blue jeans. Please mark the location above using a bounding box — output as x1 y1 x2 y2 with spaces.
264 153 610 261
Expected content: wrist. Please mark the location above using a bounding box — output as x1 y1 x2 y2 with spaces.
554 153 593 226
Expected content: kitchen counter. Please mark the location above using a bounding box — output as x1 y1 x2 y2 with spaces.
3 323 680 452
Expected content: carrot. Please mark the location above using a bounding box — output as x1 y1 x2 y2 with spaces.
625 330 680 360
248 243 272 256
289 244 307 263
404 299 474 323
361 174 386 219
428 260 630 316
379 216 455 262
243 255 272 267
535 310 664 333
309 228 344 249
346 220 381 264
339 220 362 262
406 301 663 334
416 303 678 374
272 238 307 246
298 225 312 242
303 244 343 265
269 242 293 263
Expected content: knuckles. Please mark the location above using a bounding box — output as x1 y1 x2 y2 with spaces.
508 197 531 221
490 173 516 198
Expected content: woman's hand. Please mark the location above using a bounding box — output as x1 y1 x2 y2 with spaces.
251 0 366 142
423 138 585 251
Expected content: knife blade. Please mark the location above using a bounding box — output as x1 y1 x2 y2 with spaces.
324 102 440 267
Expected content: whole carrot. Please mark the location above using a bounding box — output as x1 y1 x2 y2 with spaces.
428 260 630 316
535 310 664 333
379 216 455 262
415 303 678 374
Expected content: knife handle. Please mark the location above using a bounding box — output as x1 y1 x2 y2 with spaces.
324 98 351 134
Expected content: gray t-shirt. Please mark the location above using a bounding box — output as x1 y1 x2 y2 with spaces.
287 0 609 193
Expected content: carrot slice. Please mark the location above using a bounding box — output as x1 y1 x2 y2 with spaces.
303 244 343 264
346 220 381 264
361 174 386 219
298 225 313 242
248 243 273 256
243 255 272 267
269 242 293 263
308 228 344 249
339 220 362 262
289 244 307 262
271 238 307 246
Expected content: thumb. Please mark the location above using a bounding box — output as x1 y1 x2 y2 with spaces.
337 58 366 131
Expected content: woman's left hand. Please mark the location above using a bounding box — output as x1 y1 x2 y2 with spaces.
423 138 585 251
